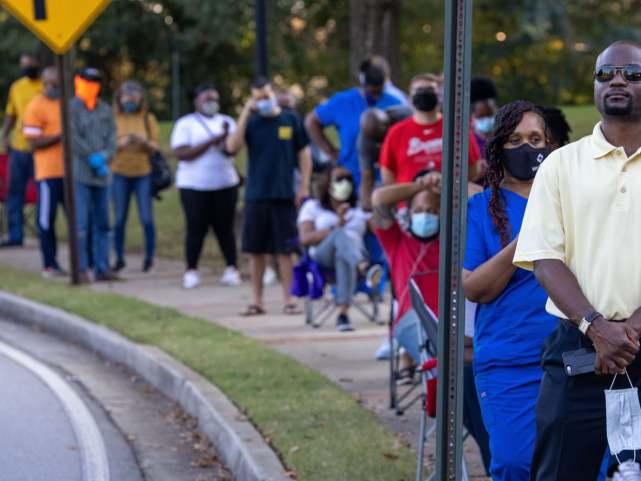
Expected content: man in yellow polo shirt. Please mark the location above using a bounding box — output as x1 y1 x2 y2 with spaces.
23 66 66 278
514 41 641 480
1 52 42 247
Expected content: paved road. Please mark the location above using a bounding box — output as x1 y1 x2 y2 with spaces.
0 318 232 481
0 242 488 479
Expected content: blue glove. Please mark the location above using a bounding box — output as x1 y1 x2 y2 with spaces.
87 152 109 177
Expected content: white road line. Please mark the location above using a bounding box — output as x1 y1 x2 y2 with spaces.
0 340 110 481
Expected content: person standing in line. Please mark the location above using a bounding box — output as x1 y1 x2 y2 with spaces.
305 57 402 189
111 80 159 273
226 77 312 316
70 67 117 283
463 101 558 481
22 66 66 278
170 84 242 289
514 41 641 480
380 73 481 186
0 52 42 247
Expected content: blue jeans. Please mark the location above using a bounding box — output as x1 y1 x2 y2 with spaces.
36 178 65 269
6 148 34 243
75 182 110 275
111 174 155 263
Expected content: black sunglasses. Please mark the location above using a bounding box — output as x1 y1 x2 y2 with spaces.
334 175 352 182
594 64 641 83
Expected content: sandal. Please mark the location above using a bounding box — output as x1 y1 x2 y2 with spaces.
283 303 302 315
240 304 266 316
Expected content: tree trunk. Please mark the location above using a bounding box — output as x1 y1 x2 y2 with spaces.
349 0 402 84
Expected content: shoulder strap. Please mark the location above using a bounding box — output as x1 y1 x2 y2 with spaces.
142 112 151 140
193 113 215 138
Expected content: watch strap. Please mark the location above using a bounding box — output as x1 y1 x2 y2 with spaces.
578 310 602 335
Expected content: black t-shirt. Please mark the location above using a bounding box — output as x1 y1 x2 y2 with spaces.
244 110 309 202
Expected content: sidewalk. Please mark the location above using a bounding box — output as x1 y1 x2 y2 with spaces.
0 241 487 479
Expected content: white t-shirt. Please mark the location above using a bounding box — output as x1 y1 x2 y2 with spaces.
297 199 371 255
170 112 239 191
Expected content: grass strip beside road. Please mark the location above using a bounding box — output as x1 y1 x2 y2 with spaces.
0 265 415 481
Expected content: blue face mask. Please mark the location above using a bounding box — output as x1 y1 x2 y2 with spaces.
410 212 439 241
121 101 140 113
256 98 277 116
474 116 495 135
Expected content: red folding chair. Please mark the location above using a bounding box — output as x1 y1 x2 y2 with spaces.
0 153 38 237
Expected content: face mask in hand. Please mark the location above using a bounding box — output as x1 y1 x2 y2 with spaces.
200 100 219 117
330 179 353 202
410 212 439 241
605 370 641 463
503 144 549 181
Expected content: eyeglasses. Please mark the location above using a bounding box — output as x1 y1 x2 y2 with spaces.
594 64 641 83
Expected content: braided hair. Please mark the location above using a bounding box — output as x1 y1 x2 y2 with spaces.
485 100 546 247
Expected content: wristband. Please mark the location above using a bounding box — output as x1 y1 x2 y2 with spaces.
578 310 602 335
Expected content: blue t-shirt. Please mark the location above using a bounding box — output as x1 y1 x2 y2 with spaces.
464 188 557 374
244 110 309 202
315 87 401 187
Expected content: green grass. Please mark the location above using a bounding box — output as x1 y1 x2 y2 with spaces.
0 264 415 481
561 105 600 140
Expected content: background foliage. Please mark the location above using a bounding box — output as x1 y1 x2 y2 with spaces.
1 0 641 118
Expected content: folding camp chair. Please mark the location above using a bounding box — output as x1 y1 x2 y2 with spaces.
409 276 471 481
0 153 38 238
301 255 387 328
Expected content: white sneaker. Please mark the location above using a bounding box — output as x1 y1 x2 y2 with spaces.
183 270 201 289
263 266 277 286
220 266 242 286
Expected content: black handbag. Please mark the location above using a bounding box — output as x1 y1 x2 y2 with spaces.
143 113 172 199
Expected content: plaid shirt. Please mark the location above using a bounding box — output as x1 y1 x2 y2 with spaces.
69 97 116 186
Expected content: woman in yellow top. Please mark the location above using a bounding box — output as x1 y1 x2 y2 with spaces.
111 80 159 272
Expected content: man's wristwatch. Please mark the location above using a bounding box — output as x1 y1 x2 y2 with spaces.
578 310 603 335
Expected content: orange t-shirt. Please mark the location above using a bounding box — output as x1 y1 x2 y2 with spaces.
23 94 64 180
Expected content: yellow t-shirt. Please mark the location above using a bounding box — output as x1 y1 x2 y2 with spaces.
5 76 43 151
111 112 160 177
23 94 64 181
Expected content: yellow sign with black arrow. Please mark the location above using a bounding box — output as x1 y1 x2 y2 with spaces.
0 0 111 54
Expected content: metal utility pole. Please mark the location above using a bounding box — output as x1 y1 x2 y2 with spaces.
255 0 268 77
436 0 473 479
56 53 81 285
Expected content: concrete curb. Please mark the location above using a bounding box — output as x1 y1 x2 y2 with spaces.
0 291 291 481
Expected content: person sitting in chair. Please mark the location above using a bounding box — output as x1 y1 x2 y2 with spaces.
297 165 380 332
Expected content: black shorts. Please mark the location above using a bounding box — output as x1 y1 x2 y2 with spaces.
242 200 298 254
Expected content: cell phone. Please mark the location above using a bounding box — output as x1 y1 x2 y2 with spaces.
562 347 596 376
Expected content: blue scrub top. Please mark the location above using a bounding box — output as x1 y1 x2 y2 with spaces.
315 87 401 187
464 188 557 374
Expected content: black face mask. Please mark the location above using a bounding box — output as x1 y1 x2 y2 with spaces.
21 67 40 79
412 89 438 112
503 144 550 181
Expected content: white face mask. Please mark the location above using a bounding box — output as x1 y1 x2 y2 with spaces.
200 100 219 117
605 370 641 463
330 179 353 202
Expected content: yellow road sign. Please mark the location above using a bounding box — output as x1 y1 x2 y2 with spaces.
0 0 111 54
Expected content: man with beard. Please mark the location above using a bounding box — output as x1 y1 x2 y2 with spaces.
515 41 641 480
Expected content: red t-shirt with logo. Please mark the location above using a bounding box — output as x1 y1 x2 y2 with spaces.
375 222 440 324
379 116 480 182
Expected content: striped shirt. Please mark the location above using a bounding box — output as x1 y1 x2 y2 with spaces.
69 97 116 186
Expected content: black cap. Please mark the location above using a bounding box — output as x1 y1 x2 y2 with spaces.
79 67 103 82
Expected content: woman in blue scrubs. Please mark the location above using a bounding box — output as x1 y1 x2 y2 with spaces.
462 100 557 481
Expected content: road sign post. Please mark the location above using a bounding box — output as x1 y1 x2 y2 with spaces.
436 0 473 480
1 0 111 285
56 53 80 285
